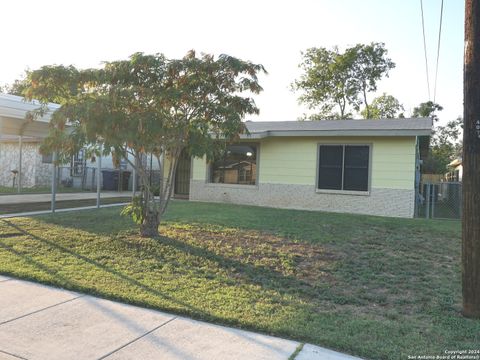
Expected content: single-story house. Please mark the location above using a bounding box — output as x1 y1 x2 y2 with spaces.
1 93 432 217
186 119 432 218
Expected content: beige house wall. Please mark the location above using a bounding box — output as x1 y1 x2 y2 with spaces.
190 136 417 218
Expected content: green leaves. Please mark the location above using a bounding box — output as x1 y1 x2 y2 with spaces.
23 51 265 235
361 93 404 119
121 196 145 225
293 43 395 120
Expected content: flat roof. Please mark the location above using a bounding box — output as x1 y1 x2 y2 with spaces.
0 93 432 138
0 93 60 123
243 118 432 138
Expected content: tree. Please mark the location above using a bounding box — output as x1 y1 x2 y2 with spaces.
292 43 394 120
292 47 358 120
361 93 404 119
348 43 395 118
422 117 463 174
24 51 266 237
412 101 443 122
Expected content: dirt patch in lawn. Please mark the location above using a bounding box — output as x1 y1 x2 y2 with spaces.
162 224 340 286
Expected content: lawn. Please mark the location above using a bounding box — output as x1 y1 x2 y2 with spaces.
0 201 476 359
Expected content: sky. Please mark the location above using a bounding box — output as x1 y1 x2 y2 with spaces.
0 0 465 124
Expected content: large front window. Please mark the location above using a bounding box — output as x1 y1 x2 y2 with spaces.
210 144 257 185
317 145 370 192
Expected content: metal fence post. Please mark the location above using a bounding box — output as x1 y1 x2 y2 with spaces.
51 152 57 213
431 184 435 219
96 144 102 209
425 183 431 219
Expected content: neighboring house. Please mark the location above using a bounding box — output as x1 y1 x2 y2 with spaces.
0 136 52 188
187 119 432 218
446 158 462 182
0 93 143 191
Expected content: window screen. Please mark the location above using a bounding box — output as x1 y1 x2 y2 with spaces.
318 145 370 192
318 146 343 190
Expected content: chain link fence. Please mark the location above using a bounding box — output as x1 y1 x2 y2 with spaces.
417 182 462 219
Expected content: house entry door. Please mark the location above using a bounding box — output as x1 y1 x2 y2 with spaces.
174 150 191 198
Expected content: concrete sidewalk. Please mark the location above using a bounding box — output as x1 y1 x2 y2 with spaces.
0 276 361 360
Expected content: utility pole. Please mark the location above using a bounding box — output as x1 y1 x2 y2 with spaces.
463 0 480 318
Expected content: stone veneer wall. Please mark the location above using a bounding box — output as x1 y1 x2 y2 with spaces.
189 180 415 218
0 141 51 188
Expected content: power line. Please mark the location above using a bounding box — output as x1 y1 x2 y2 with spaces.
433 0 444 103
420 0 431 101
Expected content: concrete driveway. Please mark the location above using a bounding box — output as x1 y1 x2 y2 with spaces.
0 192 127 205
0 276 361 360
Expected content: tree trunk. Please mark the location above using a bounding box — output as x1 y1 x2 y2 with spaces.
140 209 160 237
462 0 480 318
363 86 369 119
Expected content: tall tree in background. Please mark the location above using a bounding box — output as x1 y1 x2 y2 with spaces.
413 101 443 122
1 75 30 97
361 93 404 119
348 43 395 118
24 51 266 237
413 101 445 173
423 117 463 174
292 46 358 120
292 42 394 120
462 0 480 318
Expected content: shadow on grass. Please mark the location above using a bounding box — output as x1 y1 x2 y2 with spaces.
34 212 334 301
0 220 214 320
0 218 330 325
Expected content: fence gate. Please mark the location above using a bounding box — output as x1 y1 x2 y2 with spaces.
417 182 462 219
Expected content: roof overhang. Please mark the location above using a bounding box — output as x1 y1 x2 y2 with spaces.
240 129 432 139
240 118 433 139
0 93 59 138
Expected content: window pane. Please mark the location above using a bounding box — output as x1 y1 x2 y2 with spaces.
344 146 369 168
211 144 257 185
318 146 343 190
344 146 369 191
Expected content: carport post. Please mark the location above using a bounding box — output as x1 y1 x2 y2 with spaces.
132 157 137 198
96 144 102 209
51 152 57 213
17 135 22 193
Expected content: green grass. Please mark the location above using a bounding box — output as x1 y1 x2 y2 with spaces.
0 201 476 359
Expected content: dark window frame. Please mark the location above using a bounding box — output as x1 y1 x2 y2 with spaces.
208 143 259 186
316 144 372 193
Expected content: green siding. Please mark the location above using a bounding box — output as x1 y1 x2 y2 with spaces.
192 136 417 190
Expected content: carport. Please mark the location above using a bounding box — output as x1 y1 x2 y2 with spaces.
0 93 110 212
